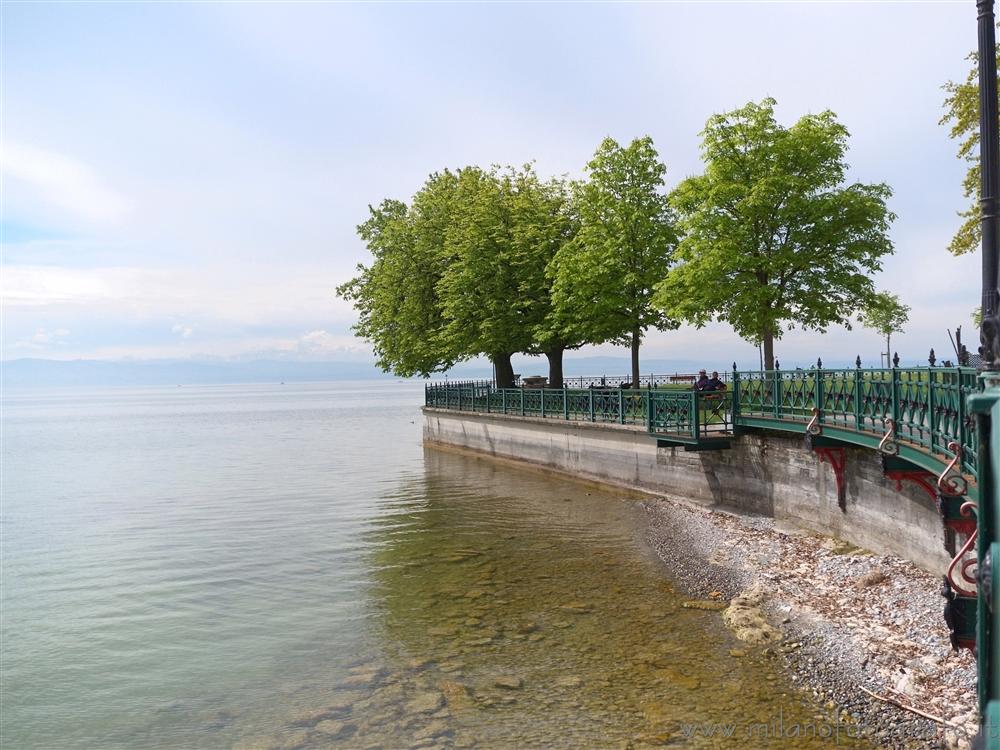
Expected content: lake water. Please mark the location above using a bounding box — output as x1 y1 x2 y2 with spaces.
3 381 872 748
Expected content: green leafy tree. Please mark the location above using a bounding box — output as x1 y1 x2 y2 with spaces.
655 99 895 370
337 171 462 377
439 166 580 388
940 35 1000 256
549 136 679 387
340 165 580 387
859 291 910 365
525 175 581 387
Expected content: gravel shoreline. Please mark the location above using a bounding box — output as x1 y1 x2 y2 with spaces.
642 495 979 750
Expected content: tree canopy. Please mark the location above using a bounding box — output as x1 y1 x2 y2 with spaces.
654 98 895 370
336 170 461 377
940 38 1000 256
438 165 577 386
338 165 579 386
548 136 678 387
859 291 910 364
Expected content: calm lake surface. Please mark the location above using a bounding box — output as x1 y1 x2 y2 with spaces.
3 381 871 749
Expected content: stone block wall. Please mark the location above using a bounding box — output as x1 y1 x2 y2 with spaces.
423 408 950 573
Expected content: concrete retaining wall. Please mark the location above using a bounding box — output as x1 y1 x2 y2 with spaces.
423 408 951 574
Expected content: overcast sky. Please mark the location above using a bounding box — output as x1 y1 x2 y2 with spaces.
1 1 986 370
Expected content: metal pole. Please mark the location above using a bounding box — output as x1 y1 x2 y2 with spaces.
979 0 1000 370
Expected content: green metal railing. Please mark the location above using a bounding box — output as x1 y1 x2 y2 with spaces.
427 366 982 484
734 367 980 480
426 382 650 425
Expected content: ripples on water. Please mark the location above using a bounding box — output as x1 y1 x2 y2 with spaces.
3 382 871 749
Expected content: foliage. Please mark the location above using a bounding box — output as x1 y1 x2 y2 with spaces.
940 35 1000 256
438 165 578 386
336 171 462 377
859 291 910 359
339 166 579 385
548 136 679 385
654 98 895 370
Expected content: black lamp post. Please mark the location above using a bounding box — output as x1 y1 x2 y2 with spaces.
979 0 1000 371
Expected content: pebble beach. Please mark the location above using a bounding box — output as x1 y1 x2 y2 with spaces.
644 495 979 749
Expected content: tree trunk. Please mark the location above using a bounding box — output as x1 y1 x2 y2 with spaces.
762 328 775 371
631 328 641 389
492 353 515 389
545 347 565 389
886 333 891 367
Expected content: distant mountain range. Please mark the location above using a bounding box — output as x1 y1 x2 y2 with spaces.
3 358 398 388
4 354 872 388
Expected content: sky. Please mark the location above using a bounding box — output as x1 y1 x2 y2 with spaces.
0 0 986 371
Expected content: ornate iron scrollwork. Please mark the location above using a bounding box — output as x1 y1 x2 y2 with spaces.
877 418 898 456
937 441 969 497
945 501 979 598
805 407 822 436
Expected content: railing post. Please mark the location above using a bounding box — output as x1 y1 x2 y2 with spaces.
502 388 507 414
890 361 901 429
540 389 546 419
928 367 937 451
520 388 525 417
815 358 825 423
773 363 782 419
958 368 968 464
693 392 701 441
563 388 568 420
589 388 595 422
618 389 625 424
731 364 740 424
646 390 653 431
486 385 490 414
854 359 864 431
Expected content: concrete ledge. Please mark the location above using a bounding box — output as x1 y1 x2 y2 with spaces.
423 409 950 574
422 406 648 434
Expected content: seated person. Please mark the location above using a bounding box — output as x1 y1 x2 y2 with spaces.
694 369 710 391
706 371 726 392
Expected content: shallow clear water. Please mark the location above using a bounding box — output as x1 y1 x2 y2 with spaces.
3 381 872 748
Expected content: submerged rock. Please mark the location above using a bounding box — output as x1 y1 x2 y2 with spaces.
464 636 494 647
494 676 524 690
274 729 310 750
406 691 445 715
414 719 452 740
314 719 356 738
722 583 782 645
341 673 379 689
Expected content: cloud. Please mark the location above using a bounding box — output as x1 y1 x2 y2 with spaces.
14 327 71 350
3 264 355 326
4 265 113 306
171 324 194 338
295 329 367 356
2 141 129 225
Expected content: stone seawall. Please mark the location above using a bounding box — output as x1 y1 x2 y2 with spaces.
422 408 950 574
